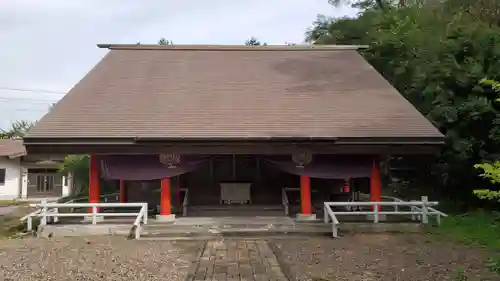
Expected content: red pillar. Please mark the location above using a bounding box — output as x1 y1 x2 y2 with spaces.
88 154 100 212
300 175 312 215
370 157 382 210
160 178 172 216
119 180 125 203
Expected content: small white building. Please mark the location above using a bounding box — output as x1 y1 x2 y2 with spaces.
0 139 73 201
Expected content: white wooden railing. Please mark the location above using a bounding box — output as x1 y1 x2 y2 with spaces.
20 193 120 231
282 188 290 216
61 192 120 204
358 192 404 211
324 198 447 238
181 188 188 216
282 187 301 216
358 193 448 224
20 201 148 239
58 193 121 213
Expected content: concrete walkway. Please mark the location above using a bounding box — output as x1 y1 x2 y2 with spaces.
39 215 422 239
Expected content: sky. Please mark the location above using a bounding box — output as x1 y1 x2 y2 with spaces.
0 0 356 129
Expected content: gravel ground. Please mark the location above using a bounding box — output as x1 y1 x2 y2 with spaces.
0 237 202 281
0 234 498 281
272 234 500 281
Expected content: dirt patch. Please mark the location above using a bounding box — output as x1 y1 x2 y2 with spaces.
272 234 499 281
0 237 202 281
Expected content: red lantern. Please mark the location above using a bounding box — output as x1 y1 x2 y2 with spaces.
343 178 350 193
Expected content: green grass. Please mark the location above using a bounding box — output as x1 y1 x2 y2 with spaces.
0 215 26 237
428 210 500 277
0 204 36 238
0 200 27 207
429 211 500 250
486 255 500 274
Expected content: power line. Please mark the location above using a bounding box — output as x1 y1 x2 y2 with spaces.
0 99 53 104
0 105 53 111
0 87 66 95
0 97 59 104
0 101 54 111
0 107 50 112
0 103 52 109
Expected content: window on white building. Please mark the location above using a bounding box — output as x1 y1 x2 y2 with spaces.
0 168 5 185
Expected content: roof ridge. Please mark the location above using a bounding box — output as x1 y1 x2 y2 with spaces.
97 44 369 51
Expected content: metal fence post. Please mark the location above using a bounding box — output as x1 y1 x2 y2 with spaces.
421 196 429 224
373 202 379 223
143 204 148 225
324 205 329 223
40 199 48 227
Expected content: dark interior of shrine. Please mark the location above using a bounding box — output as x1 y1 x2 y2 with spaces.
122 154 373 211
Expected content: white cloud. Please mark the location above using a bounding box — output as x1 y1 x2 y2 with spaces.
0 0 355 128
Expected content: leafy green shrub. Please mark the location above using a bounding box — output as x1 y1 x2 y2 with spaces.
474 162 500 201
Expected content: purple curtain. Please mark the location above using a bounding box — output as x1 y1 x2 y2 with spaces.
265 157 371 179
99 155 207 181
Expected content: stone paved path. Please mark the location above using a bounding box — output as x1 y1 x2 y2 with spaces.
188 239 288 281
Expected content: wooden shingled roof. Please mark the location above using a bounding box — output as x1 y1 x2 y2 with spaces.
24 44 443 143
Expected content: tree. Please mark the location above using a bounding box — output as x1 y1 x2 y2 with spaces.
328 0 385 10
327 0 447 10
305 13 377 45
474 162 500 200
473 79 500 201
245 37 267 46
306 0 500 202
0 120 36 139
474 161 500 201
58 155 90 196
158 37 173 45
441 0 500 28
481 78 500 97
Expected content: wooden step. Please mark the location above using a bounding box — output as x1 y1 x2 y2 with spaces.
187 205 286 217
140 221 423 240
189 204 284 210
